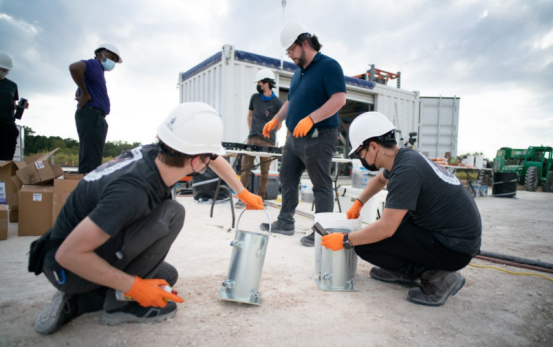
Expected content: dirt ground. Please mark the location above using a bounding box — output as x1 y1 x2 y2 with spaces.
0 191 552 346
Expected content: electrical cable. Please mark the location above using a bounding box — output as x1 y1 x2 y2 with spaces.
469 263 552 282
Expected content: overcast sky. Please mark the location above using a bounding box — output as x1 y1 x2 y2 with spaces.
1 0 552 159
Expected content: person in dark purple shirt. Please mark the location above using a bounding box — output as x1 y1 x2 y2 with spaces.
69 43 123 174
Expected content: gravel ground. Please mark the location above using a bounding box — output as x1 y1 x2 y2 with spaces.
0 190 551 346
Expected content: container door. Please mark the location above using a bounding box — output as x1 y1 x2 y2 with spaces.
418 96 460 158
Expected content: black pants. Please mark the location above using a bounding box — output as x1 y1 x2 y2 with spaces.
354 214 473 280
278 128 338 226
43 200 185 315
0 123 19 160
75 107 108 174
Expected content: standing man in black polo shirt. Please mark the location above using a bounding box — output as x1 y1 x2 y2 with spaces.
70 43 122 174
0 53 27 160
261 22 346 246
321 112 481 306
236 68 284 208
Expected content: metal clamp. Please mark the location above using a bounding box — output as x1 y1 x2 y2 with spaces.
230 240 243 248
222 280 235 290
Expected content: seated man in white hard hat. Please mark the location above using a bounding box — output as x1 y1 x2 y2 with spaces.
69 43 122 174
235 68 284 208
321 112 481 306
31 102 264 334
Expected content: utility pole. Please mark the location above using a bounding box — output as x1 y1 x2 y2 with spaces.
280 0 286 70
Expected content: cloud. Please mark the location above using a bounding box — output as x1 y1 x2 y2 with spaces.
0 0 551 159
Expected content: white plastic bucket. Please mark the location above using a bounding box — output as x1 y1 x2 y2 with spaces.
466 155 475 167
300 179 314 203
338 186 387 225
475 156 484 169
352 159 377 189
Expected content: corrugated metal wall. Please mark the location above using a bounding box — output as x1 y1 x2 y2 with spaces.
418 96 460 158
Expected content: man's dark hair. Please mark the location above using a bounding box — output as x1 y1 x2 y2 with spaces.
296 33 322 52
362 130 397 149
260 78 275 89
157 140 212 168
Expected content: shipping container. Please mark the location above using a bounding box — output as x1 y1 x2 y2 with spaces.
178 44 457 158
418 96 460 158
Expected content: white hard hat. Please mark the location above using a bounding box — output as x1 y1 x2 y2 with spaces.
157 102 226 156
348 112 396 156
95 43 123 63
0 53 14 70
280 22 306 49
255 68 275 83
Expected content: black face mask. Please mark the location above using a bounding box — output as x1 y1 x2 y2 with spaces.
360 148 379 171
256 85 263 94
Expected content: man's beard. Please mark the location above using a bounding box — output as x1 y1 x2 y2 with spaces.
294 48 307 68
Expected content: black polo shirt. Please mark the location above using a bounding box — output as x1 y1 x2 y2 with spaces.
285 52 346 132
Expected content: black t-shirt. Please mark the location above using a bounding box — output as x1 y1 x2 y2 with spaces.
52 145 172 240
383 148 482 255
0 78 18 125
248 93 283 145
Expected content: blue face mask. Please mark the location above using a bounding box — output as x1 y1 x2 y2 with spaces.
101 57 116 71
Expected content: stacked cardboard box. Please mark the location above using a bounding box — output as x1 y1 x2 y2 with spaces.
0 149 84 239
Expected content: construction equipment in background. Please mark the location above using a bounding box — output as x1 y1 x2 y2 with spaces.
353 64 401 88
493 146 553 192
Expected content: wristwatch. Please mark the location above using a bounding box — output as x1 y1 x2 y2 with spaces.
343 233 353 249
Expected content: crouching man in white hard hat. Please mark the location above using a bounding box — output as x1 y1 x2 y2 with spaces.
32 102 264 334
69 43 122 174
321 112 482 306
235 68 284 208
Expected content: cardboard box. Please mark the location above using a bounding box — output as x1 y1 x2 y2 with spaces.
16 160 64 185
9 205 18 223
0 161 26 206
19 185 54 236
52 174 84 227
0 205 7 240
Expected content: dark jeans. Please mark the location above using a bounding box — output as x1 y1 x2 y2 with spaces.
0 123 19 160
43 200 185 315
75 107 108 174
354 214 473 280
278 128 338 226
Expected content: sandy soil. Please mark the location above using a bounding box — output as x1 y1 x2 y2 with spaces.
0 191 552 346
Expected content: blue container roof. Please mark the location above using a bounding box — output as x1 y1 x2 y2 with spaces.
181 49 375 90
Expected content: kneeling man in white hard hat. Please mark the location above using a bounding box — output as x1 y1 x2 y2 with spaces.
31 102 264 334
321 112 482 306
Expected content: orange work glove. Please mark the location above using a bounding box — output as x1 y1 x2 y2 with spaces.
237 189 264 210
293 116 314 138
263 118 279 138
321 233 345 251
125 276 184 308
346 199 364 219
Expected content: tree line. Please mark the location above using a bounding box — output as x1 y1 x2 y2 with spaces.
23 126 141 166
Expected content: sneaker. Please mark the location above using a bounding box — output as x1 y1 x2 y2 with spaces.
235 200 245 209
300 232 315 247
35 291 78 335
101 301 178 326
260 220 294 236
407 270 465 307
370 266 418 287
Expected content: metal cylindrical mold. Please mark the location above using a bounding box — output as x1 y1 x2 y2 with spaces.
315 228 358 291
218 210 271 305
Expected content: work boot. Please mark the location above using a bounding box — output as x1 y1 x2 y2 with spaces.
101 301 178 326
260 220 294 236
370 266 419 287
35 291 79 335
300 232 315 247
235 200 245 209
407 270 465 307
